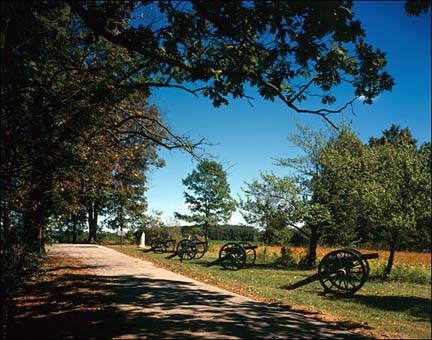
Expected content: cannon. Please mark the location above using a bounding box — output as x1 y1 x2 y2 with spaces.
207 242 258 270
167 238 208 262
145 237 176 253
282 249 378 296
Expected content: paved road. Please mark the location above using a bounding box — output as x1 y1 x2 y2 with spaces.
46 244 365 339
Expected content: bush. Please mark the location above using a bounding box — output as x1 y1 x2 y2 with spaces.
1 238 44 338
370 261 431 284
274 246 298 268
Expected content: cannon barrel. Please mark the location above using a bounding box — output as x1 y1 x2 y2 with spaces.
361 253 379 260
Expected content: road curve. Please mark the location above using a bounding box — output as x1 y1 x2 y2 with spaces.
46 243 366 339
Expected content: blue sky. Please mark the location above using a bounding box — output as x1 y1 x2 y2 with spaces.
146 1 431 225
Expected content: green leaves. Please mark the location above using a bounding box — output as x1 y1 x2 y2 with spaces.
239 172 307 245
321 125 431 267
175 160 236 239
67 0 397 115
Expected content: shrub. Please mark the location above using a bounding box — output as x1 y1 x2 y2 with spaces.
274 246 298 268
370 261 431 284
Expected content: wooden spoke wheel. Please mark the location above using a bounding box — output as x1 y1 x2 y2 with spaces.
318 249 368 296
238 242 257 266
192 238 208 259
152 239 166 253
176 239 197 260
219 242 246 270
344 248 371 278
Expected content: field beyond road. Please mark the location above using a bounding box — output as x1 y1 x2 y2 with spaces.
107 242 431 339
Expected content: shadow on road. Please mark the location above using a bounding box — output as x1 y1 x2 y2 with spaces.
9 260 372 339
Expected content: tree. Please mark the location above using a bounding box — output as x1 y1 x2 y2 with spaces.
175 160 236 241
1 2 192 252
275 122 336 268
368 124 417 148
239 172 306 246
405 0 432 16
103 108 165 240
362 129 431 277
414 142 432 251
67 1 397 126
319 130 369 246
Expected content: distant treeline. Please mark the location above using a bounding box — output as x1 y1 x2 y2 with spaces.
52 222 430 252
180 224 260 242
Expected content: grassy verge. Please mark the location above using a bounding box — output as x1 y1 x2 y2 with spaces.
107 244 431 339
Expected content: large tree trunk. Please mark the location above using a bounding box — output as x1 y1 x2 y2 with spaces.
22 177 52 253
384 241 397 278
71 213 78 243
204 222 209 242
384 232 400 278
384 247 396 278
306 225 319 269
87 201 99 243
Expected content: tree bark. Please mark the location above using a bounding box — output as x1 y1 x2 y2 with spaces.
22 176 52 253
87 201 99 243
385 243 396 278
306 225 319 269
71 213 78 243
385 232 400 278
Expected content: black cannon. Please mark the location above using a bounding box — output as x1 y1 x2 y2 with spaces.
167 238 208 262
207 242 258 270
282 249 378 296
145 237 176 253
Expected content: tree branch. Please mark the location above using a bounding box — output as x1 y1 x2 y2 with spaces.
66 1 193 73
118 82 206 97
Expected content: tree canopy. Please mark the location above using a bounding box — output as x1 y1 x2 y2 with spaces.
66 0 398 126
175 160 236 240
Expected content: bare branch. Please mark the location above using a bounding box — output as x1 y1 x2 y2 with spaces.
289 77 316 104
250 72 356 129
118 82 206 97
286 222 310 237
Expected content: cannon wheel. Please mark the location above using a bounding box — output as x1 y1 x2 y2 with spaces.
192 239 208 259
344 248 371 278
152 239 166 253
176 239 197 260
219 242 246 270
318 249 368 296
238 242 257 266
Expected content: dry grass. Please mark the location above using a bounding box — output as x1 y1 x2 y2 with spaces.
255 245 431 266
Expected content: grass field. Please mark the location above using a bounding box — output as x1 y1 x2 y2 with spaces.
107 242 430 339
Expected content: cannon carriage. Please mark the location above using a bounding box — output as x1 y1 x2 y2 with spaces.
149 237 176 253
166 238 209 262
207 242 258 270
282 248 378 296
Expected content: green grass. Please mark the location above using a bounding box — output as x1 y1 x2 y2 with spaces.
107 243 431 339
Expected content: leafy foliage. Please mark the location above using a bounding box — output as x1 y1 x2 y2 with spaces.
67 1 396 126
175 160 236 240
239 172 306 245
275 122 336 267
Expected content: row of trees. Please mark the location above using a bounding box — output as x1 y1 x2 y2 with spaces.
1 0 429 335
2 0 427 279
1 3 189 332
241 124 431 273
176 125 430 275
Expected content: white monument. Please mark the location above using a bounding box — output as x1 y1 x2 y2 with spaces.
139 231 146 248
